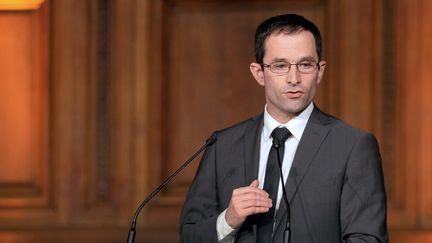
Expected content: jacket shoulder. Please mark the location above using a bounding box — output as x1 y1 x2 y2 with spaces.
213 114 263 141
315 108 376 141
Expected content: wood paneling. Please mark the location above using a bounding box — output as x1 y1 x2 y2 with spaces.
0 0 45 10
390 0 419 229
415 0 432 228
390 0 432 234
49 0 140 227
0 0 50 218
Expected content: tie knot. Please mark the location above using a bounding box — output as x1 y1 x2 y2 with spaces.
271 127 291 143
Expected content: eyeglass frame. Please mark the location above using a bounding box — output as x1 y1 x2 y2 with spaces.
261 61 324 75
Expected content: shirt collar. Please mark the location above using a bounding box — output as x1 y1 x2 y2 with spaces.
263 102 314 142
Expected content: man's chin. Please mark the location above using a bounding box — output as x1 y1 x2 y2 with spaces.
283 104 308 117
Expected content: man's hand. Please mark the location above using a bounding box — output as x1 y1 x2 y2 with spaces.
225 180 272 229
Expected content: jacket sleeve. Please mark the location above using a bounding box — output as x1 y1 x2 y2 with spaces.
341 132 388 243
180 139 220 243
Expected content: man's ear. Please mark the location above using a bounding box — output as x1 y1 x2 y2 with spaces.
316 61 326 85
250 62 265 86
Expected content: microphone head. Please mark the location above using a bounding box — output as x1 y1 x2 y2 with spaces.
206 133 218 145
272 138 280 148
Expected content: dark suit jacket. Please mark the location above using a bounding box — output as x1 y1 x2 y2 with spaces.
180 107 388 243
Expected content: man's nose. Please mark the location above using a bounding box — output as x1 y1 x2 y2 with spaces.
286 64 301 85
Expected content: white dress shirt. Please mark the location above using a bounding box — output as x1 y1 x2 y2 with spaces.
216 103 314 242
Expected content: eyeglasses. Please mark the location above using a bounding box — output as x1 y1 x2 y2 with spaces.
262 61 320 74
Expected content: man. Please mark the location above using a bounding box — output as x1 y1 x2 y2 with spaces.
180 14 388 243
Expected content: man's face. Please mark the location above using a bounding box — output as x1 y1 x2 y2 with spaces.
250 31 326 123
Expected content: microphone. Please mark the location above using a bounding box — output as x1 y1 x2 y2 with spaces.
126 133 218 243
272 138 291 243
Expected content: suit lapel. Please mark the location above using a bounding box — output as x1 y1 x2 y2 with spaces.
243 114 263 185
236 114 263 243
273 107 331 234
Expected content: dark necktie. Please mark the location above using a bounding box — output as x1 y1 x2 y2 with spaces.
257 127 291 243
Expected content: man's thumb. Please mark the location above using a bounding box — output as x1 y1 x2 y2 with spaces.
249 179 259 188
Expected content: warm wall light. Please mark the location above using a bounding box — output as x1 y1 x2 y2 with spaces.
0 0 45 10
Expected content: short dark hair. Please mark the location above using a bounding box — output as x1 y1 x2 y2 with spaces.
254 14 323 64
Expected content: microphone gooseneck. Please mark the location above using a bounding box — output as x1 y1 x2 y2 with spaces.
272 138 291 243
126 133 217 243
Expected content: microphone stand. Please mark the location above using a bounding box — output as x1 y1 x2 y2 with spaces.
126 134 217 243
272 139 291 243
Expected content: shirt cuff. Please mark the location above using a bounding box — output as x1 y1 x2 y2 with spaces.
216 209 237 241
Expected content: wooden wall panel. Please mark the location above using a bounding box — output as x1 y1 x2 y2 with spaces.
51 0 104 225
0 0 51 220
0 0 158 240
0 0 45 10
50 0 136 227
416 0 432 228
327 0 385 133
391 0 432 236
389 0 419 230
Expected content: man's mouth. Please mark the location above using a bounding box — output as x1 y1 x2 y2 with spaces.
284 90 303 98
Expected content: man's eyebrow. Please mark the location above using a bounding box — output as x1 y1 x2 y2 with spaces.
297 56 318 62
268 56 318 63
268 58 288 63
